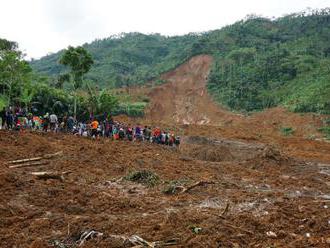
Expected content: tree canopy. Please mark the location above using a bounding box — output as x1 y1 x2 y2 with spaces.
31 9 330 114
59 46 94 119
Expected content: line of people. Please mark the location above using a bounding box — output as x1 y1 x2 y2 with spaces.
87 117 180 146
0 107 180 147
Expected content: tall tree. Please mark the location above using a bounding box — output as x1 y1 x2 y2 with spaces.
0 38 32 105
59 46 93 119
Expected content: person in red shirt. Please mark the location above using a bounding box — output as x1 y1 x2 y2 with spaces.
153 127 161 143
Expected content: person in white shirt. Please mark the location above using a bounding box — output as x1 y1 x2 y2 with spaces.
49 114 58 132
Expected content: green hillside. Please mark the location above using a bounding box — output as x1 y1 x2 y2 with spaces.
31 33 200 88
31 9 330 114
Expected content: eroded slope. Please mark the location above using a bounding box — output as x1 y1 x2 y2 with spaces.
146 55 240 124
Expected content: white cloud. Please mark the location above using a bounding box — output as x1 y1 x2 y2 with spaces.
0 0 329 59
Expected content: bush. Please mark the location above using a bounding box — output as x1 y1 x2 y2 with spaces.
113 102 147 117
280 127 294 136
318 126 330 140
162 181 182 195
124 170 160 187
162 179 190 194
0 95 8 110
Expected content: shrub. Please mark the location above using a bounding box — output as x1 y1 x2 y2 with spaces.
124 170 160 187
162 179 191 194
280 127 294 136
318 126 330 140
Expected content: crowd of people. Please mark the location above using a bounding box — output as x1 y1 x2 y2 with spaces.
0 107 180 147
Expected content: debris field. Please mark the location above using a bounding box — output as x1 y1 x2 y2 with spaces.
0 129 329 247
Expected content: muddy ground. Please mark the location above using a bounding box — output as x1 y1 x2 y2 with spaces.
1 55 330 247
0 129 329 248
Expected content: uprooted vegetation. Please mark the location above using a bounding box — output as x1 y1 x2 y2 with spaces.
318 118 330 140
162 180 188 195
124 170 160 187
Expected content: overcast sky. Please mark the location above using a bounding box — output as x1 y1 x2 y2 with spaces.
0 0 329 59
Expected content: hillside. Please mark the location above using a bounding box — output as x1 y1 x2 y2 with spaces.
30 9 330 114
143 55 240 124
30 33 199 88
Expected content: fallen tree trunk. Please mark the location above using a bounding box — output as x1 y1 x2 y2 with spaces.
181 181 215 193
30 171 71 181
9 161 49 169
8 157 43 164
220 202 230 217
128 235 178 248
8 151 63 164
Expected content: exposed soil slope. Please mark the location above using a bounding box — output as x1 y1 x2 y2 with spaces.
0 131 330 248
145 55 240 124
1 54 329 247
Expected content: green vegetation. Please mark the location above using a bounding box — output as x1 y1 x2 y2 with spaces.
113 102 147 117
206 11 330 113
0 38 33 107
31 33 198 88
319 118 330 139
31 9 330 114
59 46 94 119
124 170 160 187
319 126 330 140
280 127 295 136
162 179 190 194
0 95 7 110
0 39 137 119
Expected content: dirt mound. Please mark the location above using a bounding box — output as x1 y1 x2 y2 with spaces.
145 55 240 125
180 136 266 162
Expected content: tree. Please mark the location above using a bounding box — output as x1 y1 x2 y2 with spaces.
0 39 32 106
85 82 118 117
98 90 118 115
59 46 93 119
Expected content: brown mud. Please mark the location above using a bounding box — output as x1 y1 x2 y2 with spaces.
1 55 330 247
0 130 329 247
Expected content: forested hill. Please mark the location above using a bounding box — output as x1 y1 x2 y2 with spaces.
31 9 330 113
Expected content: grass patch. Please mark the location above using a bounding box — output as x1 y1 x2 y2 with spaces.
323 118 330 125
318 126 330 140
280 127 294 136
113 102 147 117
124 170 160 187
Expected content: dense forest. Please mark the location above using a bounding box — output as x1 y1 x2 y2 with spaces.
3 8 330 116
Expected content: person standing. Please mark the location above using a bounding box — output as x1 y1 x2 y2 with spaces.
6 109 13 130
0 107 5 129
50 113 58 132
90 118 99 138
103 117 111 137
42 113 50 132
67 116 74 133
